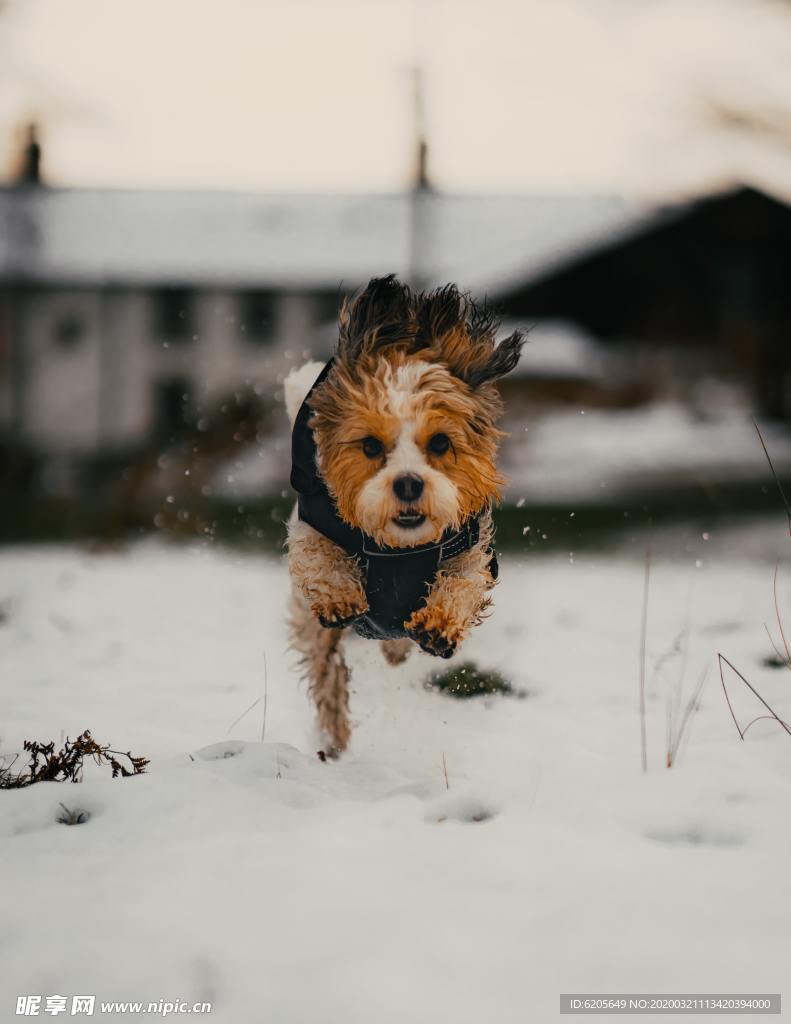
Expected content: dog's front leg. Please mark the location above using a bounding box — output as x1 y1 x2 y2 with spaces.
405 518 497 659
287 513 368 627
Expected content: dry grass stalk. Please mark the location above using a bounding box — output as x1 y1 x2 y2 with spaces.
261 653 269 743
770 564 791 667
718 654 791 740
227 694 264 735
753 420 791 537
638 543 651 773
666 667 708 768
713 424 791 742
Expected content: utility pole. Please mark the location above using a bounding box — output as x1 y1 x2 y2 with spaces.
407 65 431 291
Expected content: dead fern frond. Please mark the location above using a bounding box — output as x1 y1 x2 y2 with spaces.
0 730 149 789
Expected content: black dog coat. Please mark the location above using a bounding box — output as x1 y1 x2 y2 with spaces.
290 360 497 641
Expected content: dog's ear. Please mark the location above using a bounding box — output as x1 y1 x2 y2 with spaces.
337 275 415 364
417 285 525 387
416 283 466 342
464 329 525 387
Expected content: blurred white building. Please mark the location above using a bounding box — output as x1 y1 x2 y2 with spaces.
0 183 645 459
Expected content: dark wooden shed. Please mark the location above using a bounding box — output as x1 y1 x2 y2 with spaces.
500 186 791 418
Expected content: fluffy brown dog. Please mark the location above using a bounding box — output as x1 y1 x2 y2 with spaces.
285 276 523 755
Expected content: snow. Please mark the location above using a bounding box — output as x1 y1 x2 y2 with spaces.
501 319 608 380
209 441 290 501
502 402 791 502
2 536 790 1021
0 187 646 295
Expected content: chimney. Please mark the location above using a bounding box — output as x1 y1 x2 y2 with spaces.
415 137 430 193
15 122 43 186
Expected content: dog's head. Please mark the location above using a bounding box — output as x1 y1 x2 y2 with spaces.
309 275 524 548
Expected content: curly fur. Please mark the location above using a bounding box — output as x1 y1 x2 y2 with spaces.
336 274 525 387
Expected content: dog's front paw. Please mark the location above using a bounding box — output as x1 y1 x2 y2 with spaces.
405 606 462 659
311 589 369 630
317 609 364 629
412 629 456 659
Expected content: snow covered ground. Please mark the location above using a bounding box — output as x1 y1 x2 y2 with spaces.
2 533 790 1022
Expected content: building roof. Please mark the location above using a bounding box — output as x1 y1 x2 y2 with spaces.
0 185 653 293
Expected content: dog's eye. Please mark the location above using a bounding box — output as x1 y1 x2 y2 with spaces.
427 432 451 456
362 436 384 459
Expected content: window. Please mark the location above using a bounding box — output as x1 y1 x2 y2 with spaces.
53 312 85 351
153 376 193 441
153 289 194 340
239 290 277 344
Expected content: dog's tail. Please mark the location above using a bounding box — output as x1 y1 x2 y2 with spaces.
283 360 325 428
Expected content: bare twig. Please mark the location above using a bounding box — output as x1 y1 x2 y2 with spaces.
662 615 692 768
227 693 264 735
772 564 791 666
261 653 268 743
668 667 708 767
762 623 790 669
717 654 791 740
753 419 791 536
638 544 651 773
227 654 270 741
665 699 673 769
742 714 788 737
714 425 791 744
0 752 19 787
674 617 691 736
441 752 449 790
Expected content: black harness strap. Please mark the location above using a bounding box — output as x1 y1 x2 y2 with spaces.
290 359 495 640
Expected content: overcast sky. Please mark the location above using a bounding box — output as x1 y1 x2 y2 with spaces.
2 0 791 198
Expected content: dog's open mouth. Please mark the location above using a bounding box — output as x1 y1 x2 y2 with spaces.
393 510 426 529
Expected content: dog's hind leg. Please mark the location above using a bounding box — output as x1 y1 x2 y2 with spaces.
288 590 352 756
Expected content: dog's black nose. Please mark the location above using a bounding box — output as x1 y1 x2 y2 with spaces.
393 474 424 502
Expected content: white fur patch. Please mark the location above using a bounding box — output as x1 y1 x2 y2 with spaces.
384 361 432 418
355 360 460 546
384 360 444 478
284 360 325 427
